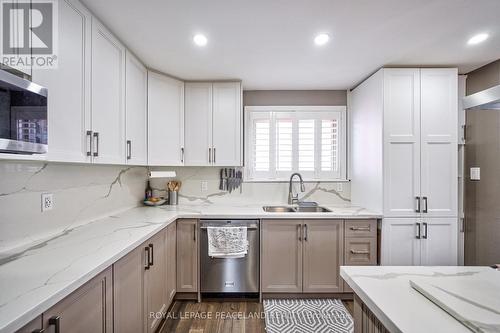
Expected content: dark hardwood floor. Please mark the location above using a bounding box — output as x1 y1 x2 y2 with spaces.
159 300 353 333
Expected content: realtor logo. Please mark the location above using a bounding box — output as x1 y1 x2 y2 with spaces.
1 0 58 69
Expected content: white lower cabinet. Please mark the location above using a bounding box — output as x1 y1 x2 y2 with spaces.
382 218 457 265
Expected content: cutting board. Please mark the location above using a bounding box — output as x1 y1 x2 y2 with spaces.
410 269 500 333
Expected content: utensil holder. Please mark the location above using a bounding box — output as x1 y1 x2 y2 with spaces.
169 191 178 205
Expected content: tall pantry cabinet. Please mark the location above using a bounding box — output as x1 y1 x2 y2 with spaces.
350 68 458 266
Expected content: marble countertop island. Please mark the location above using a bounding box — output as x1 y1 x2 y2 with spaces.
0 203 380 333
341 266 498 333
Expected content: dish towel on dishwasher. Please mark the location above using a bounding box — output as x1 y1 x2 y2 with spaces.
207 227 248 258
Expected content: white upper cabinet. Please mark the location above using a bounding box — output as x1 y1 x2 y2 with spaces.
148 72 184 166
184 82 242 166
3 0 31 76
184 83 213 166
420 69 458 217
383 69 421 217
212 82 242 166
125 51 148 165
91 18 126 164
32 0 92 163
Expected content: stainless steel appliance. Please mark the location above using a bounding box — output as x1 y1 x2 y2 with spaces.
0 70 48 154
200 219 259 296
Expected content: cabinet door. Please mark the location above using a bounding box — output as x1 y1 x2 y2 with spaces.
125 51 148 165
421 218 458 266
91 18 126 164
15 316 42 333
184 83 212 166
383 69 421 217
165 222 177 306
32 0 92 163
145 229 167 333
381 218 421 265
261 220 303 293
303 220 344 293
176 219 198 292
43 267 112 333
147 72 184 166
113 245 146 333
212 82 242 166
420 69 458 217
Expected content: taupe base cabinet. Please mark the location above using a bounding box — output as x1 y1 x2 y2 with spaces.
262 219 377 295
44 267 113 333
176 219 199 293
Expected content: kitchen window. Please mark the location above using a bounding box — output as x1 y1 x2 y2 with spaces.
245 106 347 181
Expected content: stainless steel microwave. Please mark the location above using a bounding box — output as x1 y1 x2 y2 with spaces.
0 70 48 154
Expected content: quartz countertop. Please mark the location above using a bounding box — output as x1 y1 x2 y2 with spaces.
341 266 496 333
0 203 380 333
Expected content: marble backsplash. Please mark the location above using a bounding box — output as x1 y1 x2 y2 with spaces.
150 167 351 206
0 160 148 253
0 161 351 254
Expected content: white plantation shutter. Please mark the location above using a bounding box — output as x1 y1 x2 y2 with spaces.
246 106 346 180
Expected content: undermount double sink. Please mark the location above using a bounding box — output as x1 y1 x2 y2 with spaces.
263 205 332 213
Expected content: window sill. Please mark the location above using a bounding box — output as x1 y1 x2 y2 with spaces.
243 178 350 183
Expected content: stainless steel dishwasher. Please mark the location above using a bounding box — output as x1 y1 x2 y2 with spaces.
200 219 259 296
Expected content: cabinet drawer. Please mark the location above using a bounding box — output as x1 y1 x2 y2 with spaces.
345 220 377 238
345 237 377 265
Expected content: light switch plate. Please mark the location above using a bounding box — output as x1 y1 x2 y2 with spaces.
41 193 54 212
201 181 208 192
470 167 481 181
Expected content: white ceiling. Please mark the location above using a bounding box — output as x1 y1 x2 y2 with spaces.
81 0 500 90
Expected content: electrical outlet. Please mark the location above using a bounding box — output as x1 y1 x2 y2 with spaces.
336 183 343 192
201 181 208 192
41 193 54 212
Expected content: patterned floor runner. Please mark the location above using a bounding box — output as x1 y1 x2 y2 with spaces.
263 299 354 333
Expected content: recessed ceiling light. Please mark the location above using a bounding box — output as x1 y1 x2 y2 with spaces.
193 34 208 47
467 33 489 45
314 33 330 46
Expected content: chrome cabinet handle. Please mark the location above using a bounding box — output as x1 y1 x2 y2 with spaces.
126 140 131 160
148 244 154 267
350 249 370 255
415 196 421 213
93 132 99 157
48 316 60 333
181 147 184 163
297 224 302 241
416 223 421 239
350 226 370 231
193 224 196 241
208 148 212 163
422 197 428 213
86 130 93 156
304 224 308 241
422 222 428 239
213 147 216 164
144 246 150 270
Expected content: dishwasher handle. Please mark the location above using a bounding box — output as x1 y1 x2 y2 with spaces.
200 224 259 230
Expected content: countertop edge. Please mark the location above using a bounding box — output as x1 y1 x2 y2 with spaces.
340 267 402 333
